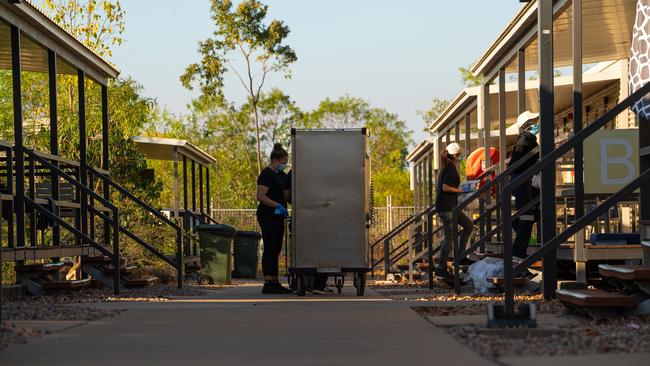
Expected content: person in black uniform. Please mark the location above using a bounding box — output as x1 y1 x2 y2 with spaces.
256 143 291 294
435 143 474 279
509 111 541 259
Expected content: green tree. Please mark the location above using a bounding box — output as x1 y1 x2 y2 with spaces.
417 97 450 133
459 63 483 87
305 96 413 206
180 0 297 174
42 0 125 58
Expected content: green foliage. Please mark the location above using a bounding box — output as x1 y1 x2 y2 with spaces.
302 96 414 206
42 0 125 58
459 64 483 87
418 97 451 133
181 0 297 173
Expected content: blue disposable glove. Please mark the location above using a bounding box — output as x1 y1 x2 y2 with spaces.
274 204 289 217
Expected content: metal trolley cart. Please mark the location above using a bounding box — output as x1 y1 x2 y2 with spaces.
287 128 371 296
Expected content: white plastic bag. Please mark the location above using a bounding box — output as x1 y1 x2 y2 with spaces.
466 257 505 293
531 174 541 189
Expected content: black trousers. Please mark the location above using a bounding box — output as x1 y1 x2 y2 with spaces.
512 178 539 259
257 213 285 277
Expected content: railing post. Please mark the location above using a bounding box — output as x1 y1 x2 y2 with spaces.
383 238 390 280
427 210 434 290
502 186 515 315
408 228 414 284
452 210 461 294
176 228 183 289
112 207 120 295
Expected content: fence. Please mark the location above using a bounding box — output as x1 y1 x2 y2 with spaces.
212 206 415 241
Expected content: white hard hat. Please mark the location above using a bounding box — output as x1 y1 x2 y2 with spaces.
445 142 461 155
516 111 539 129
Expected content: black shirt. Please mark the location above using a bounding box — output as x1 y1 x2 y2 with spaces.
508 131 539 175
435 163 460 212
256 167 288 216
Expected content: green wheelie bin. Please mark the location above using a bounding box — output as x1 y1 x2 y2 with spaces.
196 224 237 285
232 231 262 279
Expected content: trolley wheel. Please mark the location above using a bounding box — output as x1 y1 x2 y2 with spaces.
296 274 307 296
336 278 343 294
288 274 297 291
354 273 365 296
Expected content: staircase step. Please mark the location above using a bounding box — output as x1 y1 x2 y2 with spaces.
83 255 112 264
488 276 526 286
556 288 637 309
123 277 159 288
102 265 138 275
41 278 92 290
642 241 650 253
598 264 650 281
15 261 71 273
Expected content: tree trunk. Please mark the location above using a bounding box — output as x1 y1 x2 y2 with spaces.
252 103 263 174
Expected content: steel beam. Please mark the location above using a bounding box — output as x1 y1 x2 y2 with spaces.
573 0 586 279
518 49 526 115
464 113 471 156
499 68 507 172
101 84 110 248
11 25 25 249
538 0 557 299
48 50 60 247
78 69 88 238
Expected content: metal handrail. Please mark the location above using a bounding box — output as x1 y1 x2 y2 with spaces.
87 167 181 231
21 148 121 295
370 204 435 250
449 146 541 292
87 165 184 288
499 81 650 315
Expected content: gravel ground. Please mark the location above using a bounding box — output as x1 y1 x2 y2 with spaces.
447 316 650 359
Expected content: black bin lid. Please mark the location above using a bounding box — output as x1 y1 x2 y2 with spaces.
236 231 262 239
195 224 237 238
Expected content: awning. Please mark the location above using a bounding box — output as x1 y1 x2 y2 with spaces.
133 136 216 166
0 1 119 82
472 0 636 78
430 61 623 134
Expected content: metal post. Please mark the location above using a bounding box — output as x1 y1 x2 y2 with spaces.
183 155 189 256
191 160 196 217
464 113 471 156
198 163 204 219
427 149 434 289
640 116 650 265
206 167 211 220
48 50 60 248
482 82 492 246
518 49 526 115
112 207 120 295
498 68 507 173
383 239 390 280
78 70 88 239
11 25 25 249
539 0 558 299
173 147 183 288
454 123 460 151
28 156 35 246
572 0 586 282
101 85 110 248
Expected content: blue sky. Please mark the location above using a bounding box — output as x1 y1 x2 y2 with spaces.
107 1 523 143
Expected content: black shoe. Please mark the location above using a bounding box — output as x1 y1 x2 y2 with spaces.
434 269 453 279
261 281 292 294
272 282 292 294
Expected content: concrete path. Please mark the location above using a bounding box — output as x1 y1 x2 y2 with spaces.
1 284 493 366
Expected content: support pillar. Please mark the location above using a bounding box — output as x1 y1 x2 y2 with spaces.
11 25 25 249
539 0 558 299
48 51 60 247
573 0 586 282
78 70 88 238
